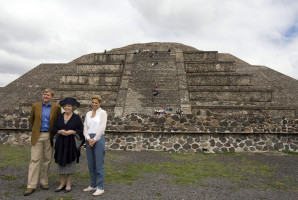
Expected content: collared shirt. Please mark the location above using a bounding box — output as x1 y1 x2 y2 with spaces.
83 108 107 141
40 101 52 131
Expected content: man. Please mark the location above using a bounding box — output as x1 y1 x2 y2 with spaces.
24 88 61 196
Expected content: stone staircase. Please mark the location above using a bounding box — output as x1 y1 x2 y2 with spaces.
118 51 181 116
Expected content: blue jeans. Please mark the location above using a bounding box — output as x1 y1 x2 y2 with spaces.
86 134 105 190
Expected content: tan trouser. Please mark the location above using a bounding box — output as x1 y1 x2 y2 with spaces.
27 132 53 189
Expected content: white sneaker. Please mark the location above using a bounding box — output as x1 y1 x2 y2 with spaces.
93 189 104 196
83 186 97 192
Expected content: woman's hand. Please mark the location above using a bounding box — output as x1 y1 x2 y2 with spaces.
88 138 95 147
58 129 66 135
65 130 75 135
58 130 75 136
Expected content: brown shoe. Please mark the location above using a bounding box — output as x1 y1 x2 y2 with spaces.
41 184 49 190
24 188 35 196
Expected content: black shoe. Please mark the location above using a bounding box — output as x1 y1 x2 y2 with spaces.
41 184 49 190
64 188 72 193
54 185 66 192
24 188 35 196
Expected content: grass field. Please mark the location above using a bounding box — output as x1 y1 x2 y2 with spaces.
0 144 297 194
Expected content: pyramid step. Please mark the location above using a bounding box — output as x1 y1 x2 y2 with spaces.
86 54 126 64
53 89 118 102
126 97 180 106
189 90 273 102
191 105 296 118
130 81 179 89
185 61 235 73
75 64 123 74
60 75 121 86
132 51 176 62
123 105 180 114
184 51 218 62
188 85 254 91
187 73 252 86
54 85 119 91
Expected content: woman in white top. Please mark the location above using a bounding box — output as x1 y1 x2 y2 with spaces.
82 95 107 196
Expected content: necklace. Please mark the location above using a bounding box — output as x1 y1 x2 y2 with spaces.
64 113 73 120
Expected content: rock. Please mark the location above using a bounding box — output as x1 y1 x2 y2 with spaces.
110 143 120 149
272 117 282 124
216 142 223 147
188 126 197 132
180 117 187 123
219 121 228 127
186 114 194 119
157 117 166 124
228 147 235 152
256 145 262 150
126 137 135 142
239 143 245 148
187 138 194 144
219 136 226 143
168 149 176 153
245 140 253 146
172 115 179 121
230 121 238 127
164 142 172 148
183 143 191 150
210 119 219 127
174 143 181 150
233 142 238 148
209 139 215 146
290 144 297 150
242 121 251 126
274 142 284 150
240 135 247 140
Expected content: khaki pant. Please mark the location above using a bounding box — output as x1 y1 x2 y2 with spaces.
27 132 53 189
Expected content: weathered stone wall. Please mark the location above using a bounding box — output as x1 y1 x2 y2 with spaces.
1 112 297 153
0 130 296 153
104 132 297 153
1 111 297 134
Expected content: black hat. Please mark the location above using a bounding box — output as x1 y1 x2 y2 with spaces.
60 97 80 107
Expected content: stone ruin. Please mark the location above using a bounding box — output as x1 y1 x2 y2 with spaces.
0 42 297 153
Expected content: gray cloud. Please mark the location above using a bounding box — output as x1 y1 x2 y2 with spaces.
0 0 297 87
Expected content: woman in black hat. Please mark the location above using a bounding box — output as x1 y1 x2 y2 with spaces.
52 97 84 193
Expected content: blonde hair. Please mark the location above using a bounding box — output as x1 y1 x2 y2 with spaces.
43 88 54 97
92 95 102 104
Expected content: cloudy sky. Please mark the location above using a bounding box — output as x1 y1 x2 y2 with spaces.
0 0 297 87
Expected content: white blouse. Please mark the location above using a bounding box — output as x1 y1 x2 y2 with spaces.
83 108 107 141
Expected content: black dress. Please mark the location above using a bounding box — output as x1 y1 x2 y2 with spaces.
52 113 84 170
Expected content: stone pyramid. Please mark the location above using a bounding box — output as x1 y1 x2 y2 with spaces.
0 42 297 128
